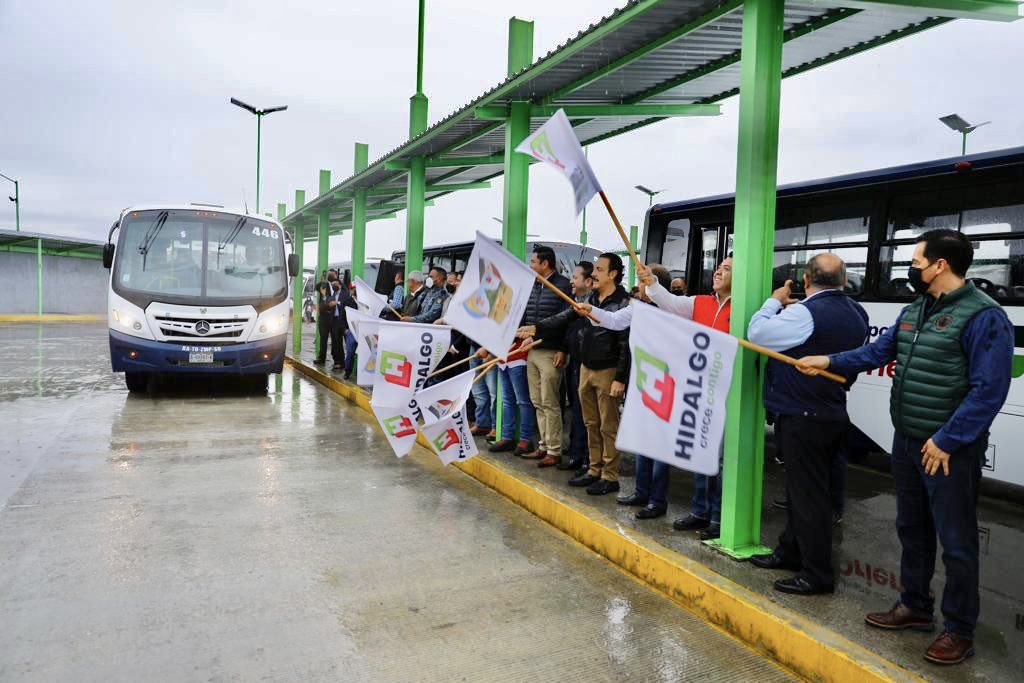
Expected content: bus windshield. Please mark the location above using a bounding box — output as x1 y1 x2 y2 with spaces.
114 209 287 303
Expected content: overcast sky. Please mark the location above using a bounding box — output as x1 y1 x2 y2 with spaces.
2 1 1023 264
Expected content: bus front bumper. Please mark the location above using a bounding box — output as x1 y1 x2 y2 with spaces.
109 329 286 374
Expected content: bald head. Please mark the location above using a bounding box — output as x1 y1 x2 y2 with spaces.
805 253 846 291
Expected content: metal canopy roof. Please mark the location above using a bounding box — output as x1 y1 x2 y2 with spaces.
285 0 1021 235
0 228 105 258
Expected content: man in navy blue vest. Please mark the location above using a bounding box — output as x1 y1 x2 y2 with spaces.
745 253 868 596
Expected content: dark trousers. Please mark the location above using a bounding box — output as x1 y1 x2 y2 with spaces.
774 414 848 588
343 329 357 374
891 431 984 638
317 317 343 363
566 358 589 463
634 455 670 510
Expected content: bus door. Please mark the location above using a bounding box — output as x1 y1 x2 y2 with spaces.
690 224 732 295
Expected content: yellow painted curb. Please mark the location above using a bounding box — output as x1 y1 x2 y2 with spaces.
286 354 925 683
0 314 102 323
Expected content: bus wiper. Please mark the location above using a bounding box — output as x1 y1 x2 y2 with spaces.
138 210 169 271
217 216 247 268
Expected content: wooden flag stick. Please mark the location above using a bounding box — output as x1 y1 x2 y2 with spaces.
472 338 543 381
736 338 847 384
598 190 644 275
535 273 599 322
473 361 497 385
426 353 476 379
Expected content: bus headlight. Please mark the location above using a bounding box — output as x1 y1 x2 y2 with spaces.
110 297 155 340
251 310 288 340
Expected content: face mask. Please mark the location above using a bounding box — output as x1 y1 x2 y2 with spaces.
445 284 456 294
907 262 934 295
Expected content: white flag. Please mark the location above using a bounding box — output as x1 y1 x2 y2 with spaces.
371 321 452 407
413 369 475 427
616 304 738 476
354 276 388 319
422 409 479 465
370 401 420 458
443 232 536 360
345 308 380 386
515 108 603 215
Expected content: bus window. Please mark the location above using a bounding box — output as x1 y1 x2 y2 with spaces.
772 209 869 295
887 191 961 239
698 227 719 293
662 219 690 278
773 247 868 296
807 216 869 244
961 202 1024 236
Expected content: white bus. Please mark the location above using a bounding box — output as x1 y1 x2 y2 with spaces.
641 147 1024 489
102 206 299 391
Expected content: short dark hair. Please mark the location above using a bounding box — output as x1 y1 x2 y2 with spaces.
430 265 447 279
575 261 594 279
806 254 846 289
532 245 557 270
650 264 672 290
917 229 973 277
598 252 624 285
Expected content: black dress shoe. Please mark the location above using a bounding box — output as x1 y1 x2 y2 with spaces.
586 479 620 495
699 523 721 541
569 473 600 487
672 514 710 531
313 359 326 365
774 576 834 595
750 552 801 571
616 493 649 506
557 458 585 471
635 505 666 520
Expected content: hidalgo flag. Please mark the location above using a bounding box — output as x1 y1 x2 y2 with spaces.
616 304 738 476
422 410 478 465
344 308 381 386
515 108 602 216
370 402 420 458
443 232 535 360
371 321 451 407
412 369 475 427
354 276 388 319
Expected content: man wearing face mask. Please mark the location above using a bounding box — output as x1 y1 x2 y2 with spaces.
798 229 1013 666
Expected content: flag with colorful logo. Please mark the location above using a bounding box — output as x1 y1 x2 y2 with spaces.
443 232 536 360
616 304 737 475
345 308 381 386
421 409 478 465
371 321 451 406
354 276 388 319
412 369 475 427
514 108 602 216
370 403 420 458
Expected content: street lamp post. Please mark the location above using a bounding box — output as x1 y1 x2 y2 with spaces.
939 114 991 156
635 184 665 207
230 98 288 214
0 171 19 232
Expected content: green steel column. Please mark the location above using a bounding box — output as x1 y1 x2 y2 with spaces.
315 170 331 359
579 149 588 245
36 238 42 315
293 189 306 352
405 157 426 275
713 0 784 559
501 18 534 260
628 225 639 288
351 142 369 279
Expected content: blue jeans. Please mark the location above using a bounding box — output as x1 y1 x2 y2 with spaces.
634 455 670 510
343 329 357 375
691 472 722 524
469 354 496 430
566 358 589 462
499 365 535 443
891 432 984 638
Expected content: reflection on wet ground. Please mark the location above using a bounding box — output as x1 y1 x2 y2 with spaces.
0 323 793 681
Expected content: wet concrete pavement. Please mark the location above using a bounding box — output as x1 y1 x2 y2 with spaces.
293 326 1024 681
0 323 794 682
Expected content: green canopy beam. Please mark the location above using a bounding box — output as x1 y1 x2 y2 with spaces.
841 0 1021 20
386 154 506 170
474 103 721 120
425 181 491 192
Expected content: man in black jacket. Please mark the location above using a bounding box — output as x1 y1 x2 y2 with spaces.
532 253 630 495
516 245 572 460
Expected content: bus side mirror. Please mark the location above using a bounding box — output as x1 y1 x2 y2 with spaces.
102 243 115 269
287 253 298 277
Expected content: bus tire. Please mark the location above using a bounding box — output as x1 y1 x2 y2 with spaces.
125 372 148 393
247 374 268 393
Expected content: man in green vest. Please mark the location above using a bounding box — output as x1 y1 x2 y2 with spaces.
798 229 1013 666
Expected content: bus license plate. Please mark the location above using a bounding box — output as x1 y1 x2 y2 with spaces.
189 352 214 364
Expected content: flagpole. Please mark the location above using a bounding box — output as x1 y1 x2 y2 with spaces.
736 338 847 384
471 338 543 380
535 273 599 322
426 353 476 379
598 190 644 275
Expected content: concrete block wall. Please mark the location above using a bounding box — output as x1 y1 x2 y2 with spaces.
0 252 108 314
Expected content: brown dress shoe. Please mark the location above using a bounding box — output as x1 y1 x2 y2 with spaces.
519 447 547 460
537 453 560 468
865 603 934 631
470 425 491 436
924 631 974 665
